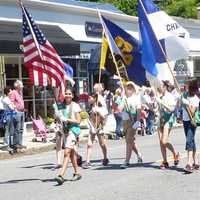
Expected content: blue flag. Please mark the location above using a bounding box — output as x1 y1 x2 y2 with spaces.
64 62 74 86
138 0 189 77
100 15 147 86
64 63 73 78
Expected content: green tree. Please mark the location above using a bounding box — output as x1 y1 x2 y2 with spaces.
158 0 198 19
81 0 200 19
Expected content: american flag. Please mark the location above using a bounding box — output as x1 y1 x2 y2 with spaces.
21 4 69 94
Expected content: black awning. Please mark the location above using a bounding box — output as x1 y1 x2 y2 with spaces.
0 40 80 56
0 21 80 55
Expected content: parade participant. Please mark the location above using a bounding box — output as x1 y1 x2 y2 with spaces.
82 83 109 169
120 81 143 169
10 80 26 150
53 100 65 169
1 87 16 152
182 79 200 173
112 87 124 139
157 81 179 169
55 88 82 185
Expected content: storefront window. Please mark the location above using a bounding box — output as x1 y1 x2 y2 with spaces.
2 54 90 121
24 100 34 121
4 57 19 79
22 64 29 78
23 79 33 99
47 98 55 117
35 100 46 118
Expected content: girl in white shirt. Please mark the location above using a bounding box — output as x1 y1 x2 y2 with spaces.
157 81 179 169
182 79 200 173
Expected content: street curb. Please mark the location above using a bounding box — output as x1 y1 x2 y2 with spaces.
0 137 90 161
0 143 56 160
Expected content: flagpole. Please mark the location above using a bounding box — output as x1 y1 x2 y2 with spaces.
18 0 59 107
97 11 135 122
139 0 194 121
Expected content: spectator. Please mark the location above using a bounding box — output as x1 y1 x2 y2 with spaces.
10 80 26 150
138 104 148 136
104 89 113 114
146 90 157 135
1 87 16 152
112 88 123 139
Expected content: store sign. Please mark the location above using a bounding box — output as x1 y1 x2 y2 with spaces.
85 22 103 37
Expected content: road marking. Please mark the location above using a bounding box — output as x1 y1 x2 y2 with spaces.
155 149 200 163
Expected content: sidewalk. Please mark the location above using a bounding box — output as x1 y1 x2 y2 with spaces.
0 115 116 160
0 129 91 160
0 114 182 160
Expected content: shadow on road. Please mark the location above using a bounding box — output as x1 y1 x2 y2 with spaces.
20 163 54 169
0 178 63 186
93 162 186 173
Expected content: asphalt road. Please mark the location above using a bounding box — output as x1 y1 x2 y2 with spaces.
0 127 200 200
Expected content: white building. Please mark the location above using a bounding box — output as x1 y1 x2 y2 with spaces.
0 0 200 120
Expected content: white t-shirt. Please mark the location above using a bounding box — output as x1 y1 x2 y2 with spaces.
54 102 81 120
161 91 176 112
2 96 13 111
122 94 141 121
64 102 81 120
91 95 108 118
182 95 200 121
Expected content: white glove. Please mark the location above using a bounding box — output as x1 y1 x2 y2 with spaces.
60 116 67 122
182 98 189 106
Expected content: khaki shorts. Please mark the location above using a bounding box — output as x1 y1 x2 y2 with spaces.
123 120 136 142
63 132 77 150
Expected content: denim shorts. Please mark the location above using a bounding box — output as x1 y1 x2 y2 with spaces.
183 121 196 151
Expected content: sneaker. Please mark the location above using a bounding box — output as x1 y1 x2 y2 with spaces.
55 175 65 185
193 164 200 170
120 162 130 169
137 153 143 163
160 161 169 170
184 164 193 173
82 162 92 169
3 146 13 152
102 158 109 166
16 144 27 149
71 173 82 181
174 152 180 166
